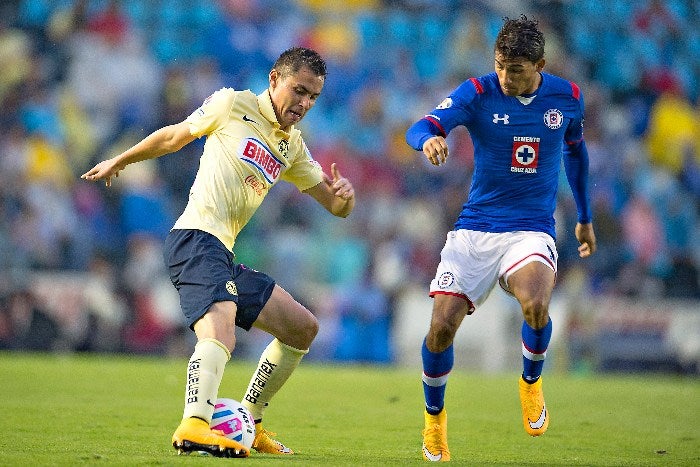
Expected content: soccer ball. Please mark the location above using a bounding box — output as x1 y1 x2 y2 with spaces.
210 398 256 449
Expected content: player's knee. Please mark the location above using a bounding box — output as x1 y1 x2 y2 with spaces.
426 329 454 353
304 312 319 343
427 317 459 351
292 311 318 349
194 302 238 349
520 296 549 329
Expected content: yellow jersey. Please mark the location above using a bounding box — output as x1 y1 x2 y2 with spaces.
173 87 324 251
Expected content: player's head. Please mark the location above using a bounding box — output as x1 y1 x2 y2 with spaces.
269 47 327 130
493 15 546 97
273 47 327 79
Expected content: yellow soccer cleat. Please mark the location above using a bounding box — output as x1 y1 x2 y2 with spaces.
519 377 549 436
252 423 294 454
172 416 250 458
421 409 450 462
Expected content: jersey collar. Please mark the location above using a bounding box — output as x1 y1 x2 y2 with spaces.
258 89 294 133
516 72 544 105
516 94 537 105
257 89 302 144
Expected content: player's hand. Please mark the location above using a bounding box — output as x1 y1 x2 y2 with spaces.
422 136 449 166
81 158 124 187
575 222 597 258
323 162 354 200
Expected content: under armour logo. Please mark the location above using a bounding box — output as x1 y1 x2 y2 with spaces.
493 114 510 124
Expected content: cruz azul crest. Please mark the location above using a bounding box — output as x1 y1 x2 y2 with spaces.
543 108 564 129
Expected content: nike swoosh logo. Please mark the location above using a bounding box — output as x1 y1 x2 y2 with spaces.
422 444 442 462
528 405 547 430
242 114 258 124
207 399 215 407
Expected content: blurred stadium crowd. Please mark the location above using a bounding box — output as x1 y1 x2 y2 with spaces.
0 0 698 362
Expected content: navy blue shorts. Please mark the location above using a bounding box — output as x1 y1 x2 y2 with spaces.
164 229 275 331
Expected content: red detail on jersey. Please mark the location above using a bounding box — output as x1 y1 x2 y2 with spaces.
469 77 484 94
424 116 446 137
570 81 580 100
244 174 265 196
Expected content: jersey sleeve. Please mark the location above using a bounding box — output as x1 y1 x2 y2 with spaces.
280 138 324 191
563 83 585 144
185 88 236 138
405 78 479 151
562 83 592 223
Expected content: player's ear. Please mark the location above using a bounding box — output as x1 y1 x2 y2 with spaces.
269 69 279 89
535 58 545 72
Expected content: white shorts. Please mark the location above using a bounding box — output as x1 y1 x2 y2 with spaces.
429 230 558 312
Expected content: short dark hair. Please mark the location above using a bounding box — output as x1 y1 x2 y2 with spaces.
494 15 545 62
273 47 327 78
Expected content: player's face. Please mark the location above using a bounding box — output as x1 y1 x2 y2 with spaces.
494 53 545 96
269 65 324 131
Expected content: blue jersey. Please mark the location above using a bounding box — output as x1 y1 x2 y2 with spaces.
406 72 591 239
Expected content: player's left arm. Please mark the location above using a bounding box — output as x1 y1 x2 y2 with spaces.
563 117 596 258
575 222 596 258
562 82 597 257
304 162 355 218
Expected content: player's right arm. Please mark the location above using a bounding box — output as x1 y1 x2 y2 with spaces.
405 116 449 166
81 121 196 187
421 135 449 166
405 78 478 166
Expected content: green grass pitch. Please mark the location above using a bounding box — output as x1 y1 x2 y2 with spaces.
0 352 697 466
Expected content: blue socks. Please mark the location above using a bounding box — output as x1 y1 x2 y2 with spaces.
421 317 551 414
521 318 552 383
421 338 453 415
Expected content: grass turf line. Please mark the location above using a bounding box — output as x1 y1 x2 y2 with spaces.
0 352 697 466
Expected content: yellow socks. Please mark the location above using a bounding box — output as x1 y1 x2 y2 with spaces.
241 338 308 421
182 338 231 422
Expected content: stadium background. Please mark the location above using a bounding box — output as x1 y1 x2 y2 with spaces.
0 0 698 374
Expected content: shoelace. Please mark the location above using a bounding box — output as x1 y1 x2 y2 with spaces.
255 429 282 447
523 386 541 417
423 424 447 449
255 429 290 453
258 428 277 439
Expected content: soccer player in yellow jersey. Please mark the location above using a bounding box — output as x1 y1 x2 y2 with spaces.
82 47 355 458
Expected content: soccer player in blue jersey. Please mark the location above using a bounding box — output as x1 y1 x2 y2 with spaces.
405 16 597 461
83 47 355 458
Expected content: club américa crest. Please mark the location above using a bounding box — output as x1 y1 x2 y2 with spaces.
278 139 289 157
